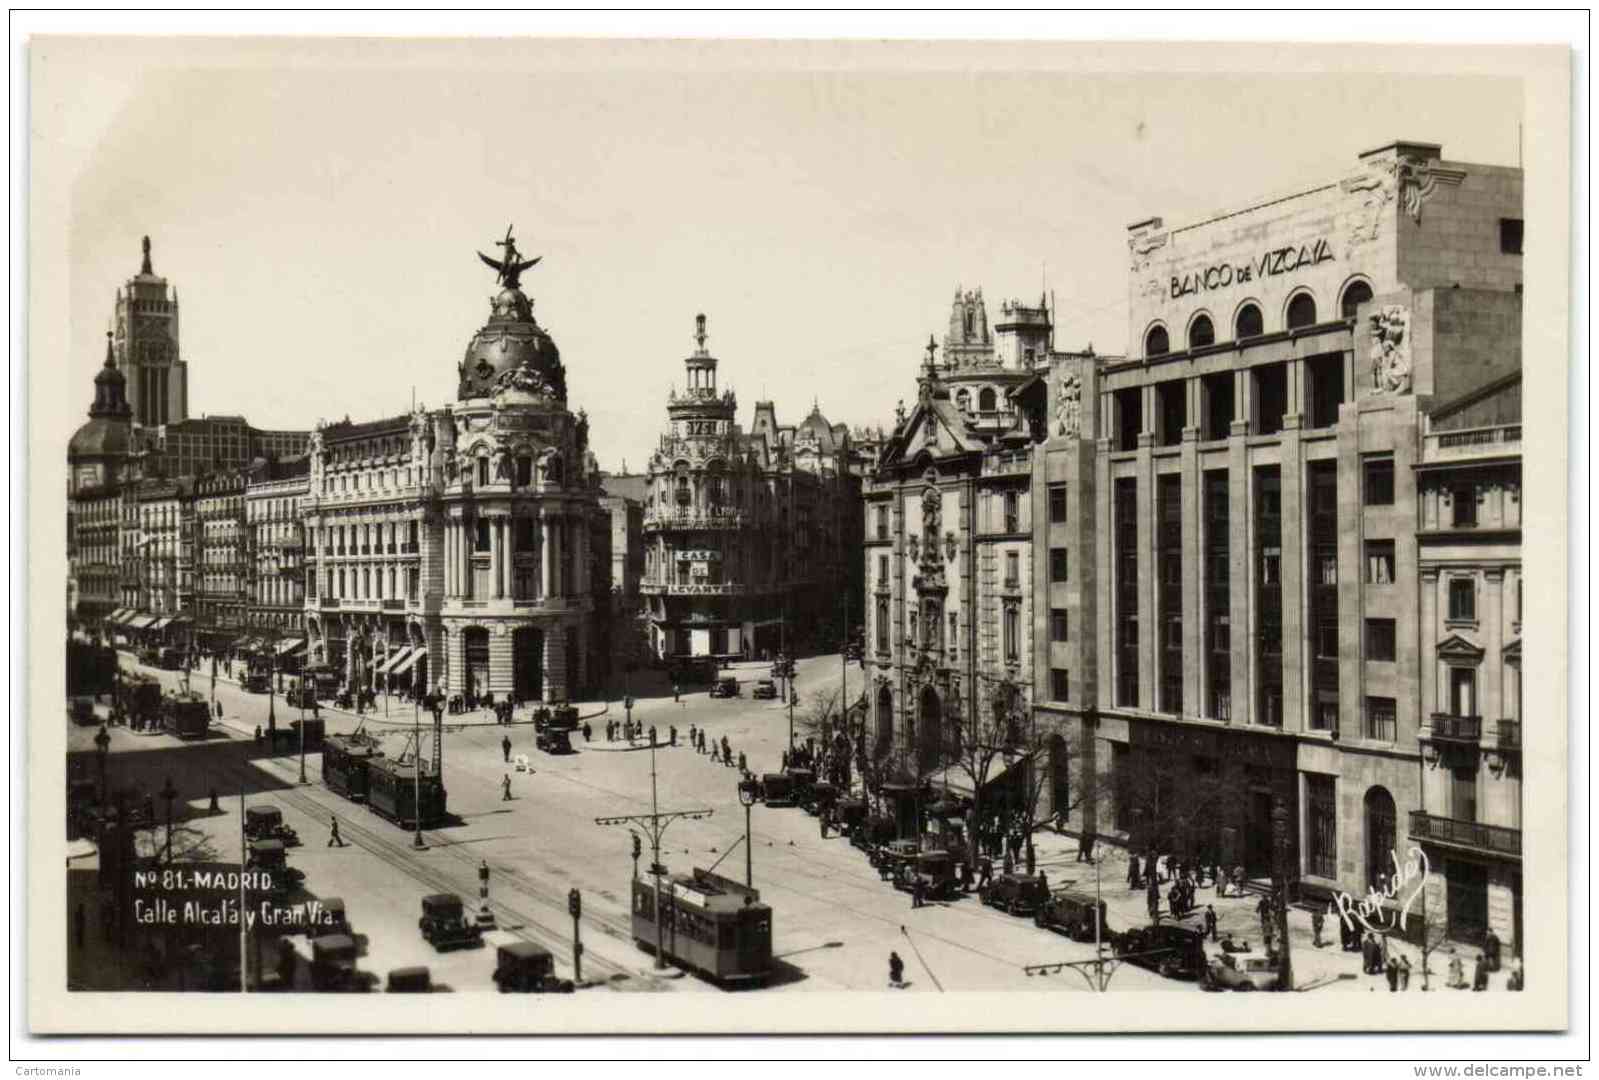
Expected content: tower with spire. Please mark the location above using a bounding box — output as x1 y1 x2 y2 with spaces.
68 331 136 494
113 234 187 427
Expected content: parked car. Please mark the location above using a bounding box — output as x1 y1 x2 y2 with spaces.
418 893 482 952
1115 922 1208 981
751 679 778 700
386 966 434 993
309 934 360 991
710 677 740 699
892 850 961 901
536 727 573 754
1035 888 1110 942
492 942 575 993
759 772 795 807
1203 950 1280 991
980 872 1050 917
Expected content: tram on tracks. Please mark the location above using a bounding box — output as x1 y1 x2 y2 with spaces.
322 731 385 802
162 692 212 740
630 867 773 986
365 755 447 830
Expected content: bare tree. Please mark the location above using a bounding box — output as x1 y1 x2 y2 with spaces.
1113 748 1249 865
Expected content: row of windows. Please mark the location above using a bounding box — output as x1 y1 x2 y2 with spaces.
1144 280 1374 358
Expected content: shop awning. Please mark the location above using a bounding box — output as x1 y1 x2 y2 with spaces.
276 636 307 656
107 608 131 624
392 648 426 675
168 613 192 625
128 614 157 629
376 646 413 675
147 616 173 631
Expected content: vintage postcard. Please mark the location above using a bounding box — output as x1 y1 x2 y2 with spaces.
25 31 1574 1036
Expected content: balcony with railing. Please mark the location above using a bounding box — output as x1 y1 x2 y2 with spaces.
981 448 1033 478
1420 420 1522 464
1408 811 1521 859
1426 713 1482 743
643 508 749 532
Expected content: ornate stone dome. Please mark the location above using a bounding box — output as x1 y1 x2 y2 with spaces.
458 286 566 403
69 332 133 459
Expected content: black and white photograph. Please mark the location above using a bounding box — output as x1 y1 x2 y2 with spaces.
18 18 1581 1051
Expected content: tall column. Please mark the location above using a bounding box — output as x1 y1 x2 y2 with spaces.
503 515 516 598
461 519 473 600
1484 569 1505 722
443 518 453 596
541 509 554 599
492 519 504 599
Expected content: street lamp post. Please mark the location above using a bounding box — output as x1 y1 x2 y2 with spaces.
297 658 308 784
159 776 177 863
94 724 111 806
737 777 759 889
412 692 425 850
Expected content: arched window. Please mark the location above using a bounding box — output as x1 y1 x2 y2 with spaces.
1340 280 1374 320
918 685 942 773
1145 325 1170 357
955 388 972 414
1364 786 1397 892
674 471 691 506
978 387 997 412
476 457 490 486
1286 292 1318 330
1189 314 1215 350
1235 303 1264 339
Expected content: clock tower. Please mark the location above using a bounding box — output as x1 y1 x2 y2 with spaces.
114 235 187 428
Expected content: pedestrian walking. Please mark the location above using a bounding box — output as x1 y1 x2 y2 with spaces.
1483 929 1502 972
501 735 512 763
215 699 223 718
502 774 513 801
888 950 905 987
1311 910 1325 947
1472 952 1488 991
583 722 592 743
709 742 720 765
1204 905 1218 941
721 735 731 762
1257 896 1272 935
737 751 747 775
912 875 925 909
1386 955 1400 991
648 725 657 747
1446 949 1467 988
254 725 263 745
1147 887 1160 923
1398 955 1412 990
328 815 345 848
1363 933 1381 975
669 725 677 747
673 683 680 702
1128 853 1141 889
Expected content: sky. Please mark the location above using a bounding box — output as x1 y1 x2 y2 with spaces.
61 42 1524 475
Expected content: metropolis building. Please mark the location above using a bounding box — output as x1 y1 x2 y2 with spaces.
301 237 608 703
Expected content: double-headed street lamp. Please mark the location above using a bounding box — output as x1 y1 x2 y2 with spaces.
736 776 761 889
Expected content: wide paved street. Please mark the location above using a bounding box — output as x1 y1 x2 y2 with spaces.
81 651 1506 996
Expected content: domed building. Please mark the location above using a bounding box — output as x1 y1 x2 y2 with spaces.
68 333 140 624
302 231 609 704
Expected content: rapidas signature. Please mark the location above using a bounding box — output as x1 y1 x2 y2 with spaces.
1329 845 1432 934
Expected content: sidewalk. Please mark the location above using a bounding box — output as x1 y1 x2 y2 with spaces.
1025 829 1518 993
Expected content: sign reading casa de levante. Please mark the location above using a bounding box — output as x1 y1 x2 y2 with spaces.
1170 236 1337 299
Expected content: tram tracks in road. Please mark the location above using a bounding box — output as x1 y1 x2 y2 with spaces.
210 753 654 990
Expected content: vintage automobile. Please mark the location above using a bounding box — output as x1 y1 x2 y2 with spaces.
155 647 184 670
69 697 97 725
852 813 897 851
892 850 961 901
284 685 320 711
536 726 573 754
1035 888 1110 942
1203 950 1280 992
418 893 482 951
751 679 778 700
759 772 794 807
709 677 740 699
981 872 1050 917
241 670 272 693
309 933 360 991
873 838 921 877
803 781 840 817
834 797 868 836
245 838 304 897
385 966 433 993
492 941 575 993
1115 922 1208 981
311 896 351 938
244 805 300 846
783 767 816 806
